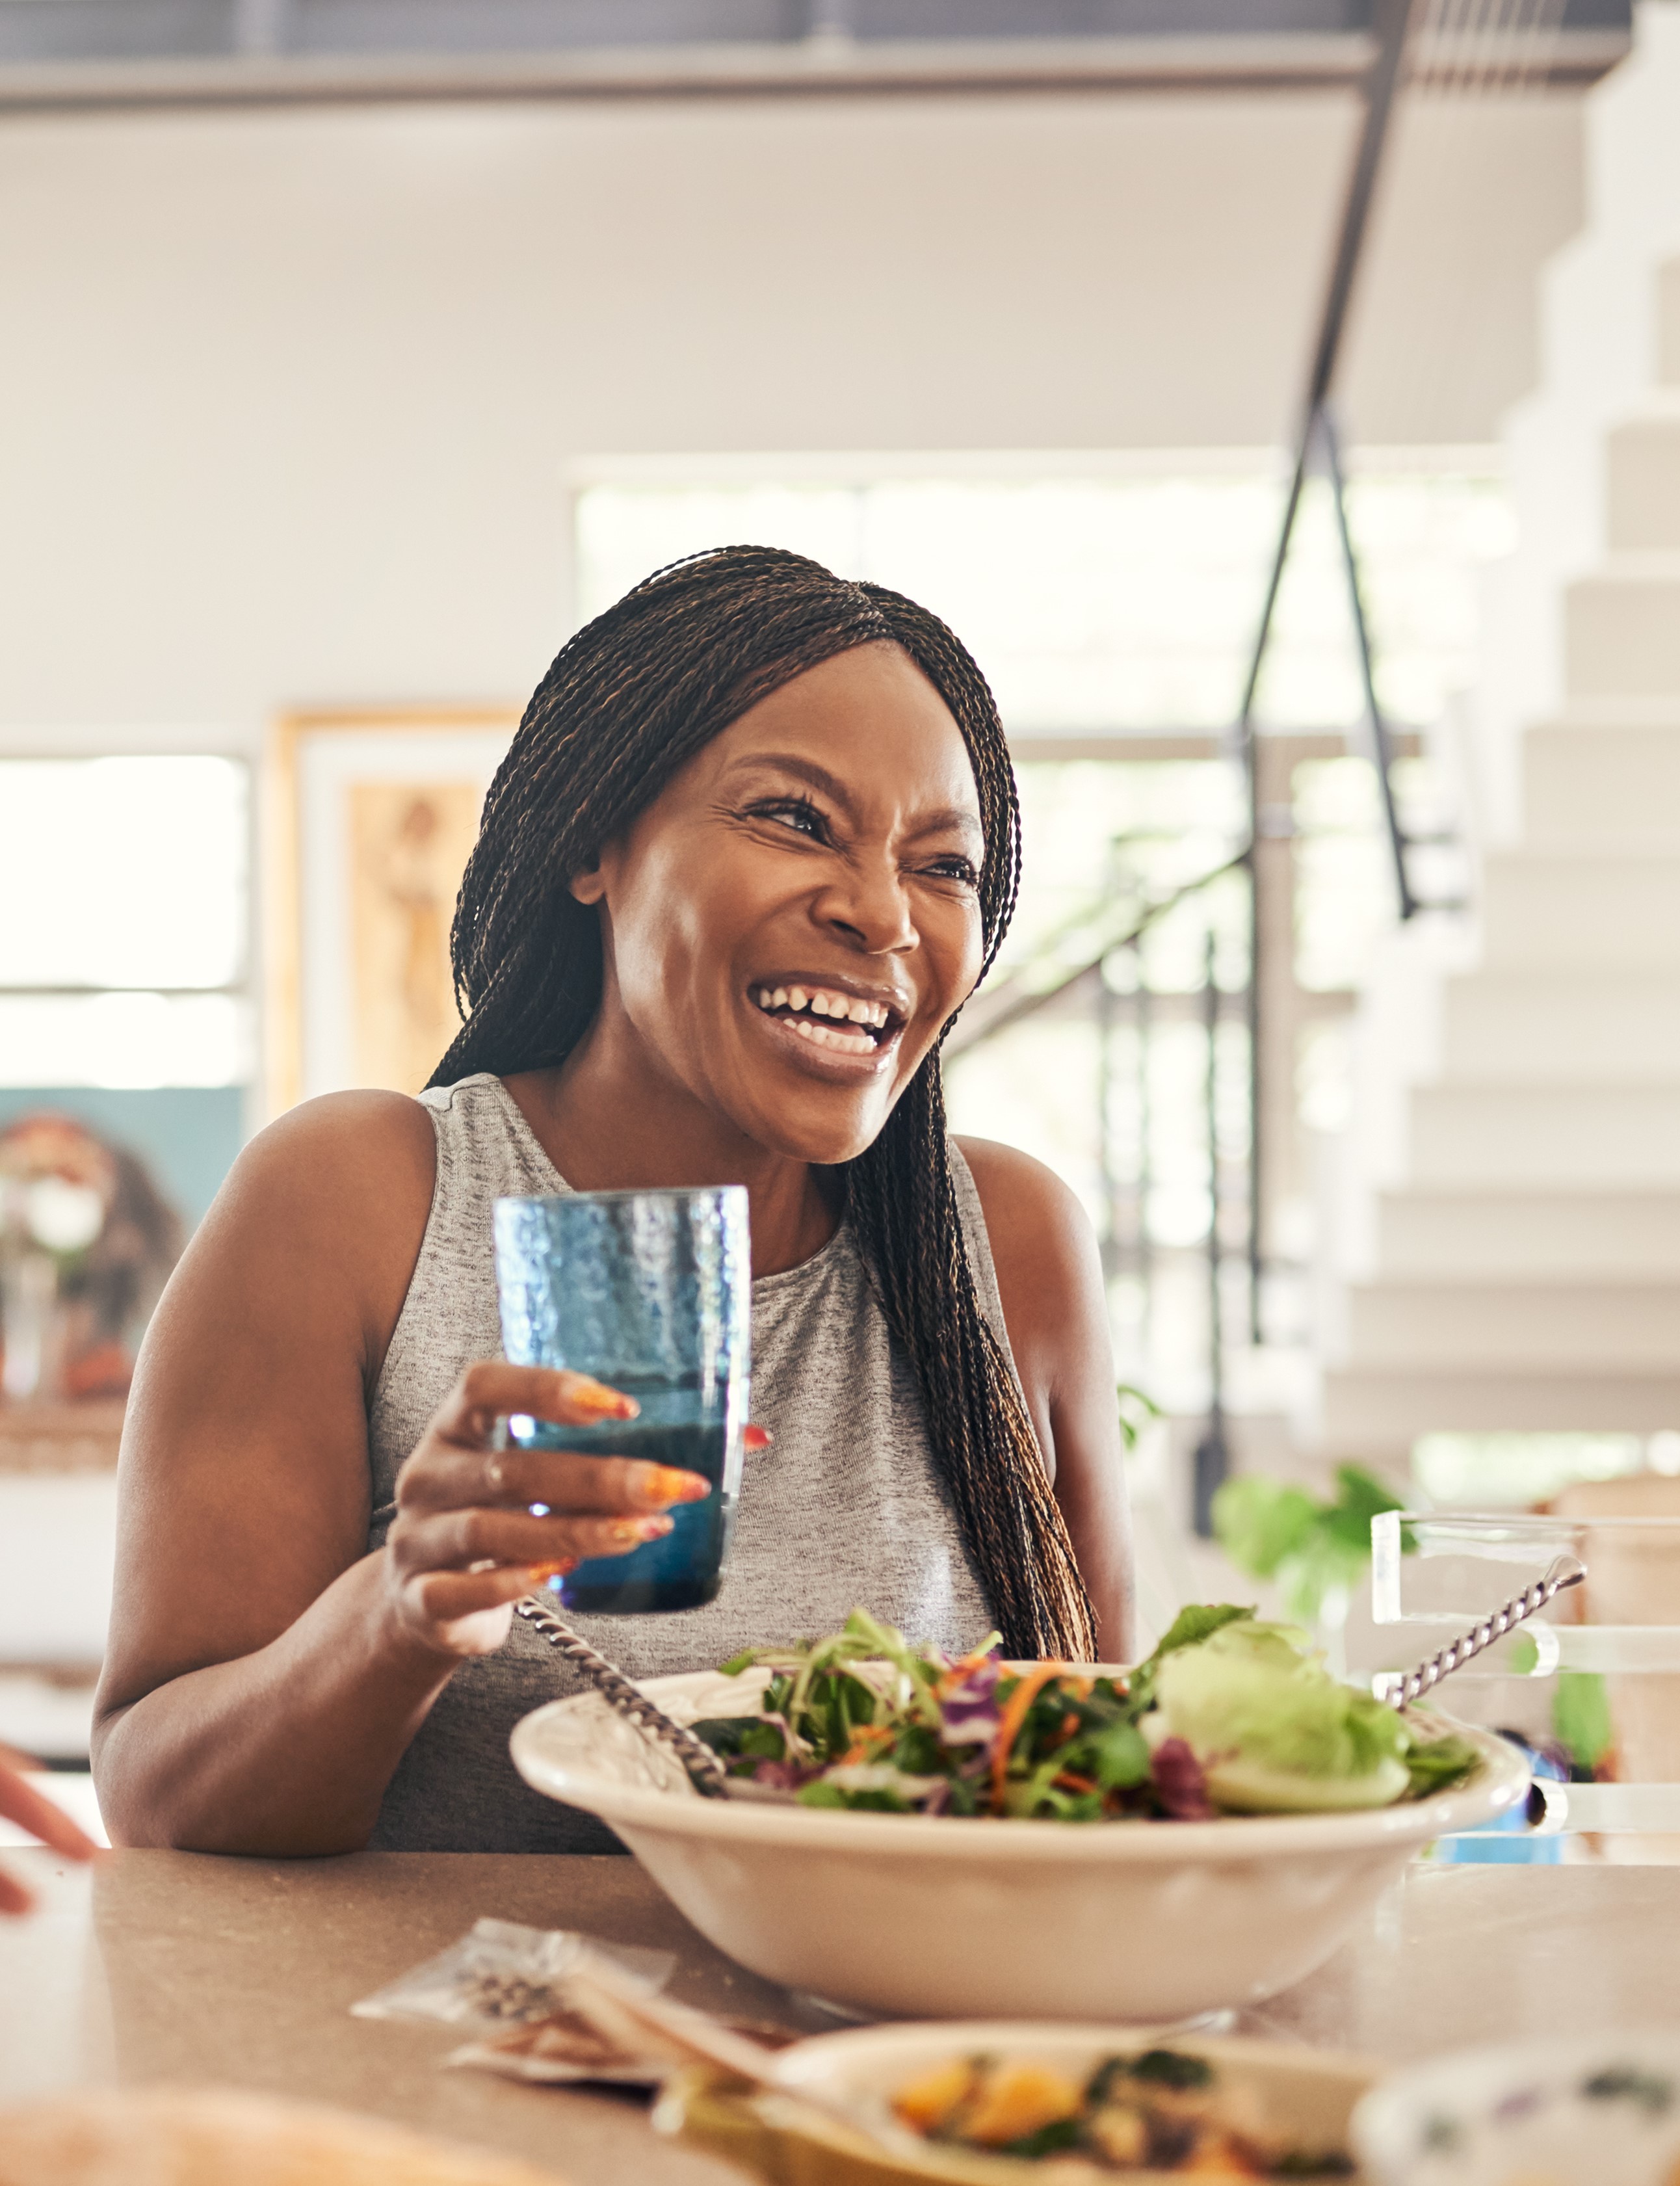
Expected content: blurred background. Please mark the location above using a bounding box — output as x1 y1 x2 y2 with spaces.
1 0 1676 1852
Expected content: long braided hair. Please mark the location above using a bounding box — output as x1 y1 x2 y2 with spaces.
430 545 1096 1661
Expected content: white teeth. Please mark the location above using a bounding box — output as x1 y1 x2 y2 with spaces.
791 1018 874 1055
752 984 895 1039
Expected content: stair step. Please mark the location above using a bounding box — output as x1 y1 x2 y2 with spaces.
1566 564 1680 702
1376 1190 1680 1280
1608 416 1680 551
1441 971 1680 1077
1479 848 1680 968
1316 1367 1680 1458
1523 718 1680 845
1342 1282 1680 1371
1409 1083 1680 1188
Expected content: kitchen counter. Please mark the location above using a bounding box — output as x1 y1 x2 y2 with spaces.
5 1848 1679 2179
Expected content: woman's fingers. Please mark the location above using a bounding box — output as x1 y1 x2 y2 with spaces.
391 1505 676 1577
400 1445 710 1520
435 1362 638 1447
405 1565 558 1626
0 1863 35 1917
0 1754 100 1865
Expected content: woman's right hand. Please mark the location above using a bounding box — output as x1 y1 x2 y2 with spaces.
382 1361 710 1659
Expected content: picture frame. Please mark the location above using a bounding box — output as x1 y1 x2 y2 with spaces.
264 707 520 1116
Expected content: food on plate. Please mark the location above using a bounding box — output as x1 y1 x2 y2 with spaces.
891 2046 1354 2175
695 1604 1478 1819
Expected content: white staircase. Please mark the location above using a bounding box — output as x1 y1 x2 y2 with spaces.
1313 4 1680 1460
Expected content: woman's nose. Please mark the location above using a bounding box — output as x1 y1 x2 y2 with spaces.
815 858 917 956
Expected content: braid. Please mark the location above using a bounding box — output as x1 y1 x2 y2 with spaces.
432 546 1097 1661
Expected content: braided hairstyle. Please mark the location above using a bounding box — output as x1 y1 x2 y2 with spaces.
431 545 1096 1662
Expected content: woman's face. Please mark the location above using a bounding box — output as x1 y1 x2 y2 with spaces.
571 640 989 1165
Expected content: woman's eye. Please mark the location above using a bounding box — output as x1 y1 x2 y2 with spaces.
752 797 829 841
925 857 980 886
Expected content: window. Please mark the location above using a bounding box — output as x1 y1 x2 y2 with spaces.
0 757 251 1090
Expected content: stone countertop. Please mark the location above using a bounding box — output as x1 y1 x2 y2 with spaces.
5 1849 1679 2180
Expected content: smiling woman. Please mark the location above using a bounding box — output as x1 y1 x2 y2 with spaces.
89 547 1132 1858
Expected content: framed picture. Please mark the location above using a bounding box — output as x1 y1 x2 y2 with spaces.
265 708 520 1115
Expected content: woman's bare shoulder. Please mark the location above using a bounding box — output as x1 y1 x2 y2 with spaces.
952 1135 1108 1397
953 1136 1094 1263
213 1089 435 1229
181 1090 438 1368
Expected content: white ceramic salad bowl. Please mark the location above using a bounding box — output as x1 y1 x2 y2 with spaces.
509 1667 1529 2022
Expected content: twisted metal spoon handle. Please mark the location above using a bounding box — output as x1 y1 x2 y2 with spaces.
514 1594 730 1798
1384 1553 1586 1709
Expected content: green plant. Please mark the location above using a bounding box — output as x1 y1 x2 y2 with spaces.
1553 1670 1614 1777
1211 1464 1412 1627
1116 1383 1160 1454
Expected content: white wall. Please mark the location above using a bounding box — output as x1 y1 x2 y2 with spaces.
0 86 1584 741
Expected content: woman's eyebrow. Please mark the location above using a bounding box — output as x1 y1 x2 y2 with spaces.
723 751 856 810
726 752 984 844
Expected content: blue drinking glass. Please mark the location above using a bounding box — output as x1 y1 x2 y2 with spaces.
492 1186 750 1614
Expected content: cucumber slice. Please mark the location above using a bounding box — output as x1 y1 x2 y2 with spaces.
1203 1754 1410 1813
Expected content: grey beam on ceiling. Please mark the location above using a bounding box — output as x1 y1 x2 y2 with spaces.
0 0 1631 110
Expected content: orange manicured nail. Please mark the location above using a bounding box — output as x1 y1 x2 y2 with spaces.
744 1425 772 1451
608 1515 673 1546
640 1464 711 1507
525 1559 577 1584
570 1376 639 1421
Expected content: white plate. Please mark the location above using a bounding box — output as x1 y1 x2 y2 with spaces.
1353 2029 1680 2186
511 1667 1529 2021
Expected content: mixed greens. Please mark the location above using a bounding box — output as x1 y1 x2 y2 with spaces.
695 1605 1479 1820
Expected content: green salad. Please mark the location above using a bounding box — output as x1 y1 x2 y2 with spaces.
694 1604 1479 1820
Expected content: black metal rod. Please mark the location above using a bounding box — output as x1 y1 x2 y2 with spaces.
1317 403 1419 919
1229 0 1430 1326
1245 842 1263 1347
1192 929 1228 1538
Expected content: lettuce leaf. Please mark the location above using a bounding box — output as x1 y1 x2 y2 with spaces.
1157 1623 1409 1785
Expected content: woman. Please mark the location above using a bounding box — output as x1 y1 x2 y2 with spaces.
92 547 1132 1856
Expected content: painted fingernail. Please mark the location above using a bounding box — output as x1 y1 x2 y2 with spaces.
571 1376 639 1421
608 1515 674 1546
638 1464 711 1507
526 1559 577 1585
744 1425 772 1451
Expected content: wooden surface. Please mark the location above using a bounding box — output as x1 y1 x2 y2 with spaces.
0 1402 124 1474
5 1849 1680 2181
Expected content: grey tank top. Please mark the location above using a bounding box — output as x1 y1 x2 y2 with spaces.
365 1073 1007 1852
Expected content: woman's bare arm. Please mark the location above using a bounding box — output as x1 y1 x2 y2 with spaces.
94 1093 449 1852
957 1137 1135 1663
92 1095 692 1856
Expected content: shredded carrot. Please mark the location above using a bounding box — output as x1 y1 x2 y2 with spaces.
1054 1772 1098 1795
937 1643 1001 1696
839 1723 895 1766
989 1663 1068 1812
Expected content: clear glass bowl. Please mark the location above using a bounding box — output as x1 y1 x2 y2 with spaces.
1372 1502 1680 1856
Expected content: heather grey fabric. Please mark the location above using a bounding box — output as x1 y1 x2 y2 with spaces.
365 1073 1010 1852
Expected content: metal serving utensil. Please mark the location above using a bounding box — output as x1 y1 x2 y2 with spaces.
513 1593 790 1802
1382 1552 1586 1710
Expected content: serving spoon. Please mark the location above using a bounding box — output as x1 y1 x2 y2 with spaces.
516 1553 1589 1802
512 1593 763 1800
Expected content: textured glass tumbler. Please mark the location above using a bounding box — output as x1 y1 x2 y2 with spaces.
493 1186 750 1614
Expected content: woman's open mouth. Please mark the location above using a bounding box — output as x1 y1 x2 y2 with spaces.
750 981 904 1060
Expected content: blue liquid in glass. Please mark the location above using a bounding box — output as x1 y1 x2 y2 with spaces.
511 1374 741 1614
